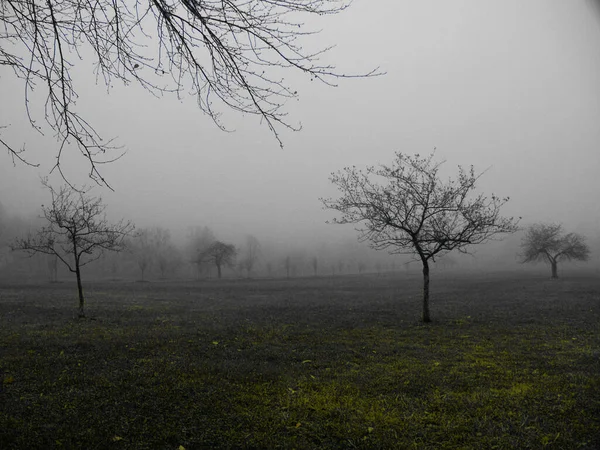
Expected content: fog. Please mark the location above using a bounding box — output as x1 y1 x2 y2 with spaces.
1 0 599 272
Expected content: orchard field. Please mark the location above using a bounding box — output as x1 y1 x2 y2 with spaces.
1 270 599 449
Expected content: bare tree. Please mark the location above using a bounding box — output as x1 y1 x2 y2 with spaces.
188 226 216 278
1 0 379 184
357 260 367 274
283 255 292 279
12 181 134 316
520 223 591 278
0 202 6 242
197 240 236 279
240 235 261 277
321 152 519 322
327 263 334 276
140 226 178 278
47 254 59 282
131 228 154 281
157 242 181 279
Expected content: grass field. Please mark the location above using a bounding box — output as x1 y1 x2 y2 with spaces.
1 270 599 449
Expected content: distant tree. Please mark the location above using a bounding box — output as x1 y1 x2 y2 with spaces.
102 251 121 280
330 262 337 276
198 241 237 279
357 261 367 274
322 152 519 322
311 256 319 277
12 181 133 317
520 223 591 278
0 202 8 271
0 202 6 242
283 256 292 279
240 235 261 277
149 227 180 278
1 0 378 184
131 228 154 281
434 255 459 271
47 254 59 283
157 243 182 279
188 226 216 278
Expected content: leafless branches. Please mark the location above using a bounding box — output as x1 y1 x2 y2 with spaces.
11 179 134 315
1 0 379 186
322 152 519 263
321 151 519 322
197 240 236 278
520 223 590 278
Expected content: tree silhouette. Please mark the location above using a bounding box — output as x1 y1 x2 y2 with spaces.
520 223 590 278
197 240 236 279
12 180 134 316
322 152 519 322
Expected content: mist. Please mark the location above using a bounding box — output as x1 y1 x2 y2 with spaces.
1 0 599 276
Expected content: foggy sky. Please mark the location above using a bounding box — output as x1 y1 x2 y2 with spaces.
1 0 599 247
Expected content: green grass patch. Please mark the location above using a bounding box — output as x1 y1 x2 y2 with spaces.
1 272 599 448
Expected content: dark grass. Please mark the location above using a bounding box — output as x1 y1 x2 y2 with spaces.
1 271 599 449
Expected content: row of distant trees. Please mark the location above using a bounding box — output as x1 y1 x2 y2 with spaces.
122 225 397 282
0 153 596 321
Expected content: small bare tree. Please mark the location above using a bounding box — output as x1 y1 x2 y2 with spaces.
311 256 318 277
12 181 134 316
151 227 179 278
240 235 261 277
322 152 519 322
357 261 367 274
1 0 379 184
520 223 590 278
283 255 292 279
197 241 236 279
131 228 155 281
188 226 216 278
47 254 59 283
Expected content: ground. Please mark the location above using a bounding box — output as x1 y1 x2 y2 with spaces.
1 270 599 449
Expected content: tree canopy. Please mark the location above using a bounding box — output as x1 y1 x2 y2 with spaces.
321 152 519 321
197 240 237 278
520 223 590 278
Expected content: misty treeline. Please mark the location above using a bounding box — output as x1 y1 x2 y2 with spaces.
1 188 598 285
0 198 414 282
2 203 598 285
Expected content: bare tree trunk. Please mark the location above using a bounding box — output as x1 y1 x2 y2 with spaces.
422 259 431 323
551 260 558 278
73 241 85 318
76 264 85 318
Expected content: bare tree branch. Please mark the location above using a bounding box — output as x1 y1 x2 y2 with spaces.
1 0 382 187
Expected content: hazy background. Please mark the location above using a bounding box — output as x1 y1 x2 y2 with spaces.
1 0 599 263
